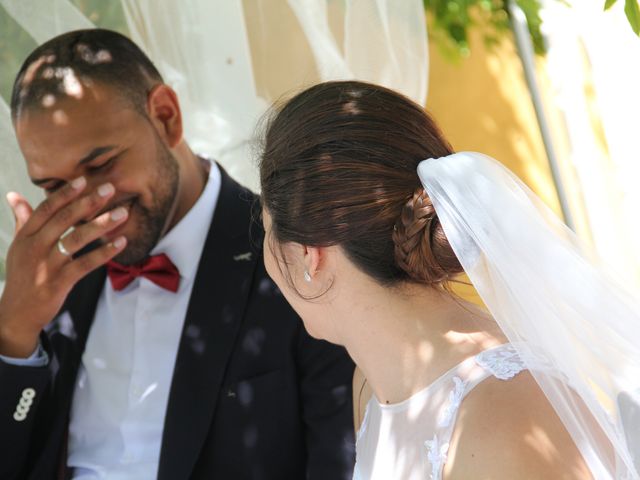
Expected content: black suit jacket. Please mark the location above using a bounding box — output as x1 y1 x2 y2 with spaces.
0 166 356 479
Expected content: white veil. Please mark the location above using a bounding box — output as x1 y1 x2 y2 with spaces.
0 0 428 290
418 152 640 479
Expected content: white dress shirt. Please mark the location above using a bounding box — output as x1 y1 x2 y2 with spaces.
65 162 221 479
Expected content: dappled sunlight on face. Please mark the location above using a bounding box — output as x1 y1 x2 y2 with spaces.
52 109 69 126
16 45 114 115
74 43 113 65
19 54 55 92
59 67 83 99
41 94 56 107
15 79 180 266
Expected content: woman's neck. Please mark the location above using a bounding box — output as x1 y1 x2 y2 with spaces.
333 274 503 405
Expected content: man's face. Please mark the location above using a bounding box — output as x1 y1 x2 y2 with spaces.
14 82 179 265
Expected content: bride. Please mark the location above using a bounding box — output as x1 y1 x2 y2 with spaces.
258 80 640 479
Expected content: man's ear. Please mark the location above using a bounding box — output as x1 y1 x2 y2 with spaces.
147 84 183 148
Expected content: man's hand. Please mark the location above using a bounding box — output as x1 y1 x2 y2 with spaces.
0 177 129 358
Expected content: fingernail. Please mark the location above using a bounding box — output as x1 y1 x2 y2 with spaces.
110 207 128 221
113 236 126 249
98 183 114 197
71 177 86 190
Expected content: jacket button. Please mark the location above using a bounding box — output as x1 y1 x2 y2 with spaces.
13 411 27 422
22 388 36 399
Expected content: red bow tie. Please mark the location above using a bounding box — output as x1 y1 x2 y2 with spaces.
106 253 180 292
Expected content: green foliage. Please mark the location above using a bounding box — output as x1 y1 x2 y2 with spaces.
624 0 640 35
425 0 640 60
424 0 547 60
604 0 640 36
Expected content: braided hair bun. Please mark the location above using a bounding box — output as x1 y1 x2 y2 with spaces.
393 188 463 284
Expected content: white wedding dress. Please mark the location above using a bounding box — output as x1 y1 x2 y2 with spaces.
353 343 537 480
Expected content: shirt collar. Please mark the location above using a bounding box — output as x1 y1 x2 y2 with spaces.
150 160 221 283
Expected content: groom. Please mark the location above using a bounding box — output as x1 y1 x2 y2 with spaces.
0 29 355 479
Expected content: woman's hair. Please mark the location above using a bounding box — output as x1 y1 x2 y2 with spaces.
259 80 464 287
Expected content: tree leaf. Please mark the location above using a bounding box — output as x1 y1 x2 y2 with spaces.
424 0 548 59
605 0 619 10
625 0 640 35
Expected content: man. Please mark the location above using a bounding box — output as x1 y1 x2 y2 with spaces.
0 29 355 479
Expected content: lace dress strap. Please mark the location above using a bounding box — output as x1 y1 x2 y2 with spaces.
424 344 526 479
474 343 526 380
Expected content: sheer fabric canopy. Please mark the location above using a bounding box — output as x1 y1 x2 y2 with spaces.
0 0 428 287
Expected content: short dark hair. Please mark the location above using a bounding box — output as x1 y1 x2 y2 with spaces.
260 81 463 288
10 28 163 120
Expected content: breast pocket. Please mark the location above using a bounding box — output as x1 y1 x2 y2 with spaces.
225 369 286 409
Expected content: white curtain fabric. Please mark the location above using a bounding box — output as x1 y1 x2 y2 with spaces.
120 0 428 190
0 0 93 43
0 99 34 270
120 0 267 190
540 0 640 289
0 0 95 290
0 0 429 288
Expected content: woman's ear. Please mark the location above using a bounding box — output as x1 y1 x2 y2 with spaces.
147 84 183 148
303 245 325 282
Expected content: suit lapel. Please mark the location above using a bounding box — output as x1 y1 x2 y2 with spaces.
158 166 261 480
32 268 106 480
50 267 106 413
58 268 106 474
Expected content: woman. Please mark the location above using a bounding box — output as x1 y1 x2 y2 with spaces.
258 80 640 479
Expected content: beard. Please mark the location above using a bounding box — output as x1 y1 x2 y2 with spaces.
112 136 179 265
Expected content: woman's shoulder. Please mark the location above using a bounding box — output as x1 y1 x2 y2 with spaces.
444 370 592 479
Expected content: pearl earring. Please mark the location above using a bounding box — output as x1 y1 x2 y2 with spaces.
304 271 312 283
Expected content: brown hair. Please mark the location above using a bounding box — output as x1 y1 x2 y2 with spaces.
259 80 463 287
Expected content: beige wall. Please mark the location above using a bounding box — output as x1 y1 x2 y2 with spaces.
425 27 568 304
426 30 562 215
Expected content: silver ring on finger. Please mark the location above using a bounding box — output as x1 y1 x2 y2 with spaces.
57 238 72 257
56 226 75 257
